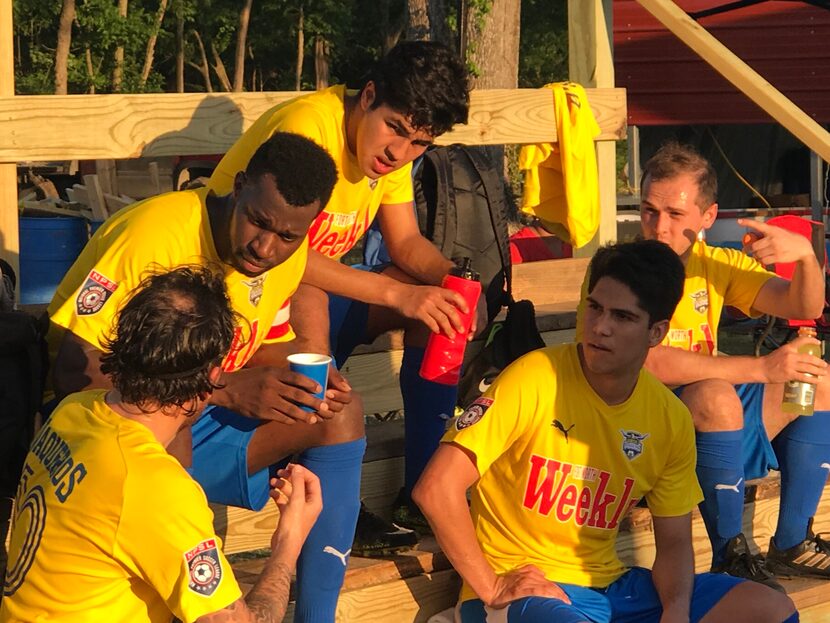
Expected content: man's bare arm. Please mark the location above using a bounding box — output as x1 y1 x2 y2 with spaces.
645 340 827 387
198 464 322 623
651 514 695 623
53 331 111 399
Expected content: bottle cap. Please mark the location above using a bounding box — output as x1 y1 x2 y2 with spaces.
798 326 818 338
449 257 480 281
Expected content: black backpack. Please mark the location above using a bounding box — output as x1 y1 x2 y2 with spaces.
0 311 48 499
414 145 511 323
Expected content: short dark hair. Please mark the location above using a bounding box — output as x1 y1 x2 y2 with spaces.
364 41 470 137
246 132 338 209
100 265 236 414
588 239 684 325
641 141 718 210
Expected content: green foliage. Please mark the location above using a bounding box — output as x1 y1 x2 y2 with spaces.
519 0 567 87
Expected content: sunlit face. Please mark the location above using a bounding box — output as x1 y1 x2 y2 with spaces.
581 276 666 379
353 82 435 179
225 173 320 277
640 173 717 262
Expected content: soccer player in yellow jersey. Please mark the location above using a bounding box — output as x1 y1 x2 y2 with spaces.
2 266 322 623
414 240 796 623
207 41 473 555
44 134 362 621
633 143 830 587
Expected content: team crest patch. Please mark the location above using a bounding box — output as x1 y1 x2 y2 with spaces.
620 429 649 460
243 276 265 307
75 270 118 316
456 397 493 430
690 289 709 313
185 538 223 596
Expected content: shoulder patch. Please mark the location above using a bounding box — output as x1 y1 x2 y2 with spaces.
456 397 494 430
75 270 118 316
185 538 223 596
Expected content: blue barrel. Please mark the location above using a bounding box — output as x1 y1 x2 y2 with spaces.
19 216 88 305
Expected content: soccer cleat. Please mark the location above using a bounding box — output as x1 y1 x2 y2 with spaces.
767 518 830 579
391 487 433 536
711 533 785 593
351 502 418 557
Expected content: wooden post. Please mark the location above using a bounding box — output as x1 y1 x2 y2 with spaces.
0 0 17 285
568 0 618 256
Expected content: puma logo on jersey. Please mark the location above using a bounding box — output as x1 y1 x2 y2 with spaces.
323 546 351 566
714 478 743 493
551 419 575 442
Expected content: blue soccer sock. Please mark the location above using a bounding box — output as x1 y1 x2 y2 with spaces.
772 410 830 550
293 437 366 623
695 430 745 566
400 346 458 496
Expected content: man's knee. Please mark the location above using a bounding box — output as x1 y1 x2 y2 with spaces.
706 581 795 623
681 379 743 431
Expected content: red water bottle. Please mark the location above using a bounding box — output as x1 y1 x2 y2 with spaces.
420 257 481 385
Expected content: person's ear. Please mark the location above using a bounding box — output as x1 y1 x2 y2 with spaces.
208 365 224 386
360 81 376 111
649 319 669 347
232 171 247 198
701 202 718 230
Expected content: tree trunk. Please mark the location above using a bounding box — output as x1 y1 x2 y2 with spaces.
210 41 232 92
380 0 404 52
175 0 184 92
190 30 213 92
139 0 169 90
232 0 253 92
112 0 129 92
85 46 95 93
294 6 304 91
314 36 329 90
406 0 429 41
55 0 75 95
462 0 520 89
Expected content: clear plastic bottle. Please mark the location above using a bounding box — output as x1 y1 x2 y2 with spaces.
782 326 821 416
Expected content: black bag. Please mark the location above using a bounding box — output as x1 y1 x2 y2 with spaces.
0 311 49 498
414 145 511 323
457 298 545 408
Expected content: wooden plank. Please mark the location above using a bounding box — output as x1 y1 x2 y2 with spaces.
95 159 118 196
511 257 589 308
147 161 161 195
0 0 16 285
569 0 618 252
212 456 405 555
636 0 830 164
82 175 109 221
0 88 626 163
103 192 134 213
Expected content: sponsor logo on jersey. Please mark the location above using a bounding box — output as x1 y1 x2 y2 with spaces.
185 538 223 596
551 419 575 443
620 429 649 460
690 289 709 313
456 397 493 430
242 276 265 307
75 270 118 316
523 456 638 529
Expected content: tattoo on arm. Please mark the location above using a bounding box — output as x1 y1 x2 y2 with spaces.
245 560 293 623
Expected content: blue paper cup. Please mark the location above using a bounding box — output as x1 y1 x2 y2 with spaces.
287 353 332 412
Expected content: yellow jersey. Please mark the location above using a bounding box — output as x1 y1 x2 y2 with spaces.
1 390 241 623
443 343 701 599
207 85 413 260
664 240 774 355
47 187 304 374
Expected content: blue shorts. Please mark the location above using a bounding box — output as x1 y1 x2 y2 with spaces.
328 263 386 368
458 567 745 623
188 405 289 511
674 382 777 480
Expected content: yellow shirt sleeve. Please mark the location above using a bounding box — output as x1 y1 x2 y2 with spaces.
116 459 242 622
379 163 414 206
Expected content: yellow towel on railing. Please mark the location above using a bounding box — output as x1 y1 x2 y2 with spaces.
519 82 601 248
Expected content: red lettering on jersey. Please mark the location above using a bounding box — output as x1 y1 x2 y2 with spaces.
555 484 578 522
522 456 571 516
316 232 339 256
223 320 260 372
522 455 639 531
307 212 332 248
700 323 715 355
